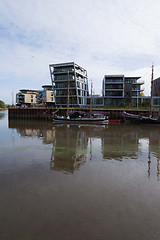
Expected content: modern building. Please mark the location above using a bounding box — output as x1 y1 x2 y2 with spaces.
102 75 144 106
49 62 89 107
16 85 55 107
140 77 160 107
36 85 55 107
16 63 148 108
153 77 160 96
87 95 104 107
16 89 38 107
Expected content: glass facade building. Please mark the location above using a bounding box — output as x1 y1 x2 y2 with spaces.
102 75 144 106
49 62 89 107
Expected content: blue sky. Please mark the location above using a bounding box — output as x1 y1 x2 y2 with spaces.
1 0 160 104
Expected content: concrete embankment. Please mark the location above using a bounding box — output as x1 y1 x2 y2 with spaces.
8 108 152 121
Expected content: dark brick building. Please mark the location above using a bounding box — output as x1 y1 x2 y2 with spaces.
153 77 160 96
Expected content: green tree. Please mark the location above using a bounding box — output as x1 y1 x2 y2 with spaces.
5 104 11 109
0 100 5 108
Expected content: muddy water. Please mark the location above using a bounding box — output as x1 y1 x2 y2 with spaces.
0 111 160 240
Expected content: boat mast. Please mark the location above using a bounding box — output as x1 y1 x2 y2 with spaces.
67 71 69 117
90 81 93 115
149 64 154 117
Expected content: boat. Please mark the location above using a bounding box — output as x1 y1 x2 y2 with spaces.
123 65 160 124
53 115 108 124
108 119 120 124
53 73 108 125
123 111 160 124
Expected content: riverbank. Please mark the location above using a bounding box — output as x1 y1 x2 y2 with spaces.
8 107 153 121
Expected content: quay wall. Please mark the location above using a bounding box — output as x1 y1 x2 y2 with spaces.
8 108 151 121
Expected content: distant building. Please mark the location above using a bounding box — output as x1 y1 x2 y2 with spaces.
149 77 160 106
16 85 55 107
16 63 149 108
49 62 89 107
102 75 144 106
153 77 160 96
87 95 104 107
36 85 55 107
16 89 38 107
141 96 160 107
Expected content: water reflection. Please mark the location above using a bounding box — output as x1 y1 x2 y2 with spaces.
0 112 5 119
102 125 139 160
9 119 160 179
50 125 88 173
9 119 54 144
4 118 160 240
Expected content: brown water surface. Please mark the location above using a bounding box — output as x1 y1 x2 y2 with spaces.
0 111 160 240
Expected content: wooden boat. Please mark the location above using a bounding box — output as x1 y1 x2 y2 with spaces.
123 111 160 124
53 73 108 124
53 115 108 124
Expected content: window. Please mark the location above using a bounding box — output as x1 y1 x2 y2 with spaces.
77 81 80 88
106 78 123 83
106 84 123 89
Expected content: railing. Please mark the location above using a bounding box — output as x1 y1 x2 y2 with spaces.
132 81 145 84
53 69 74 73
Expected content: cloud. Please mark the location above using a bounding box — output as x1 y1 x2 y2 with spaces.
0 0 160 103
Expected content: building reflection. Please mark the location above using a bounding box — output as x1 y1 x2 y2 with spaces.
0 112 5 119
9 119 54 144
101 124 139 160
9 119 160 178
50 125 88 173
147 127 160 180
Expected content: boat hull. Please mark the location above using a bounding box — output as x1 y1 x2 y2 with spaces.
123 112 160 124
53 116 109 125
141 117 160 124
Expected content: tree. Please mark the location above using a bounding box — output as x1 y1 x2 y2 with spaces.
0 100 5 108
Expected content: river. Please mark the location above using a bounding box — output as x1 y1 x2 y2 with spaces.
0 110 160 240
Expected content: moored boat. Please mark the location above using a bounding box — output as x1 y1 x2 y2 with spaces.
53 115 109 124
123 65 160 125
123 111 160 124
52 74 108 125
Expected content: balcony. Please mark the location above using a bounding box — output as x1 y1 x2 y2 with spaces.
75 69 87 77
56 95 77 97
53 69 74 74
132 88 144 92
105 88 123 91
105 92 123 96
132 81 144 84
17 99 25 103
54 78 75 82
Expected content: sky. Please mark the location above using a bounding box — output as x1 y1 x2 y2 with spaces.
1 0 160 104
